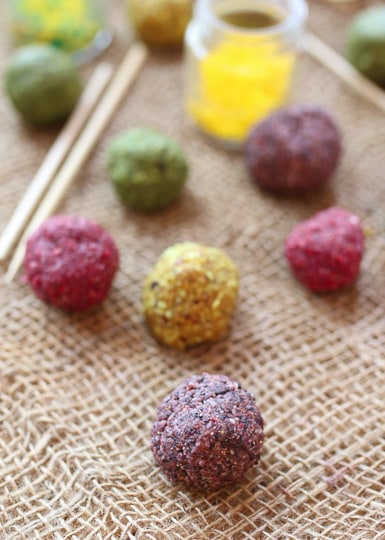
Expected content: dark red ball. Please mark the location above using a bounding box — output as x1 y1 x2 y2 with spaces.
151 373 264 491
24 215 119 311
285 207 364 292
245 105 341 194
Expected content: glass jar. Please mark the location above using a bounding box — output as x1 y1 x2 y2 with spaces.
184 0 308 146
7 0 112 64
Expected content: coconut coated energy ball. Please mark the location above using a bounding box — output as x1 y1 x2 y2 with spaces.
285 207 364 292
245 105 341 194
142 242 239 349
24 215 119 311
151 373 264 491
107 128 188 213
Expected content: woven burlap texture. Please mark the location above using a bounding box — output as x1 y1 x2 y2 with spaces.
1 1 385 538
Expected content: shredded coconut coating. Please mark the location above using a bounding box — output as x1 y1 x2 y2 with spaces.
142 242 239 349
151 373 264 491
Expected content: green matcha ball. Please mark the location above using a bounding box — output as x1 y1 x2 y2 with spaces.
4 44 83 126
345 6 385 86
107 128 188 212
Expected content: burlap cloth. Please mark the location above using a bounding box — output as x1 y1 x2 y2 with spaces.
1 1 385 538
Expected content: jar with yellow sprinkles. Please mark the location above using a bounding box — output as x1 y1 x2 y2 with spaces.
8 0 112 63
184 0 308 146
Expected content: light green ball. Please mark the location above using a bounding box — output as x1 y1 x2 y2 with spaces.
107 128 188 212
346 6 385 86
4 44 83 125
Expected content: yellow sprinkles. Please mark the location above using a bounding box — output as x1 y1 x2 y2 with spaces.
186 41 295 142
142 242 239 349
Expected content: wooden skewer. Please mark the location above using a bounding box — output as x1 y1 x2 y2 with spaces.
304 32 385 114
5 42 148 283
0 62 114 262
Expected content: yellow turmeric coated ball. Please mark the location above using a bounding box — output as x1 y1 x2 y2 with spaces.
142 242 239 349
127 0 193 48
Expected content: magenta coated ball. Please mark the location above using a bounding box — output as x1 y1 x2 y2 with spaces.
285 207 364 292
24 215 119 311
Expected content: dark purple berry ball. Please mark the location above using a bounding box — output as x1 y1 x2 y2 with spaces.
151 373 264 491
245 105 341 194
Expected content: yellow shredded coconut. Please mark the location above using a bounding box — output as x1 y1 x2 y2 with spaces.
142 242 239 349
187 41 295 142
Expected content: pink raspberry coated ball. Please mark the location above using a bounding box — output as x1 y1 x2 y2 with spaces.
245 105 341 194
151 373 264 491
285 207 364 292
24 215 119 311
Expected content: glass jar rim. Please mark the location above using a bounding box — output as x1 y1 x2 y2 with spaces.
195 0 308 36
